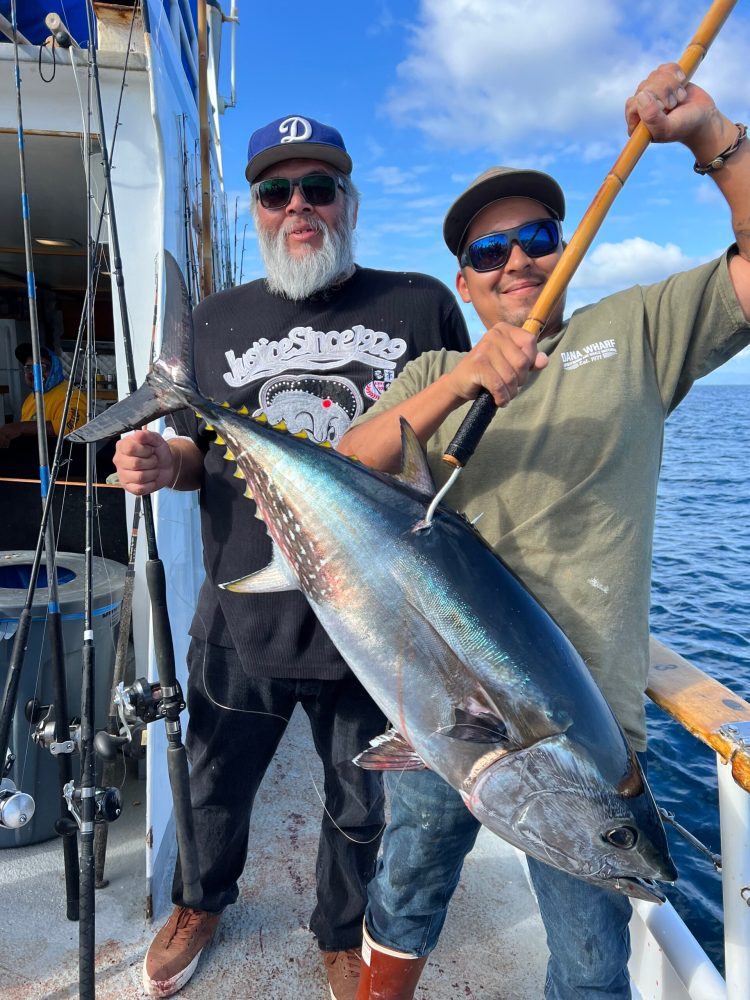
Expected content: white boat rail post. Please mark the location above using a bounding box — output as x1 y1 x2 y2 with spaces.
629 894 728 999
716 727 750 998
644 638 750 999
220 0 239 112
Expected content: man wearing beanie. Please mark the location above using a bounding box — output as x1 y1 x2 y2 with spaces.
340 64 750 999
112 114 469 998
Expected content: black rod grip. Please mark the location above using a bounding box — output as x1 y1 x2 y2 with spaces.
442 390 497 468
49 610 80 922
0 609 33 764
167 744 202 908
146 559 176 683
145 558 202 908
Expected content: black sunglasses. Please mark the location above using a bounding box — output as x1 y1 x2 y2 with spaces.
459 219 562 272
256 172 344 210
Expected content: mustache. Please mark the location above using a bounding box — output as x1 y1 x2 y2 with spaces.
281 216 326 237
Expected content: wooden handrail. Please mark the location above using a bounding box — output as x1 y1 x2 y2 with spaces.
648 637 750 793
0 476 120 488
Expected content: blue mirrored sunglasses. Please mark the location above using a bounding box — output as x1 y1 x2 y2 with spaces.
459 218 562 272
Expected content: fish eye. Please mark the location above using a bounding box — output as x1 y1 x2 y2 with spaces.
603 826 638 850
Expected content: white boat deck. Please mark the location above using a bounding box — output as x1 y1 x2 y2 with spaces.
0 708 548 999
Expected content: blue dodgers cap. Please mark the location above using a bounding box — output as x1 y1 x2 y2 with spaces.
245 115 353 183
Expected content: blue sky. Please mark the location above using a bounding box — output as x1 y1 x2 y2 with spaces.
216 0 750 381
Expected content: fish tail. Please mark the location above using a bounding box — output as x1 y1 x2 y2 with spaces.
68 252 200 443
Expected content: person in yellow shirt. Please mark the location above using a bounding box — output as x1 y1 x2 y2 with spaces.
0 343 87 449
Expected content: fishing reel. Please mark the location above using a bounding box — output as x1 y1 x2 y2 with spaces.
25 700 80 756
0 753 35 830
117 676 168 725
0 750 36 830
93 677 176 762
60 780 123 832
0 778 35 830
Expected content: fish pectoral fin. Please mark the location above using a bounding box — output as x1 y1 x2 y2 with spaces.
393 418 437 496
219 547 298 594
444 707 508 744
353 729 428 771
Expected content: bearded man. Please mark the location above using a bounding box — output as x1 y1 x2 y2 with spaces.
112 115 470 1000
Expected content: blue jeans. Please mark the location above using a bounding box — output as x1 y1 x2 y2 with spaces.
366 768 632 999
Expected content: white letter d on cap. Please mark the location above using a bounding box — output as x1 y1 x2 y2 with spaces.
279 117 312 143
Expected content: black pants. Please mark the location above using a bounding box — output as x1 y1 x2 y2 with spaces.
172 638 387 951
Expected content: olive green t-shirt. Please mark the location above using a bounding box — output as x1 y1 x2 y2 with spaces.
353 252 750 749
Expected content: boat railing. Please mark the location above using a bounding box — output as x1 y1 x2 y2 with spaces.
630 637 750 999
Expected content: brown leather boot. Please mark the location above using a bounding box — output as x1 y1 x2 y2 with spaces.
355 923 428 999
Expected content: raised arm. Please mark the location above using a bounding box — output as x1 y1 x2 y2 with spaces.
626 62 750 319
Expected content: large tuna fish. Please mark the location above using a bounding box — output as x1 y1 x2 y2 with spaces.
71 252 676 902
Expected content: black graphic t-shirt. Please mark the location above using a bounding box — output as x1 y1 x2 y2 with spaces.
172 265 471 679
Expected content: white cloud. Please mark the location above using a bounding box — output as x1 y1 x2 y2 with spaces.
365 165 425 193
383 0 750 162
569 237 703 307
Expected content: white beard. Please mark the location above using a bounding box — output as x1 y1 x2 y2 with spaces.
256 213 356 300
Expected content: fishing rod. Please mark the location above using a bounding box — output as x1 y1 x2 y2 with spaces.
64 0 144 910
0 0 80 921
81 0 202 913
93 265 160 887
179 114 196 308
1 4 138 940
93 500 142 887
436 0 739 490
77 43 100 995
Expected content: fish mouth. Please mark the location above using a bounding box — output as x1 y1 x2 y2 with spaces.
609 875 669 904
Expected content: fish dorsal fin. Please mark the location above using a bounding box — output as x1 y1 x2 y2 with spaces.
444 704 508 744
219 545 298 594
353 730 428 771
395 418 436 495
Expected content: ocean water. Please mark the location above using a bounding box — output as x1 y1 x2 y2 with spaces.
647 382 750 973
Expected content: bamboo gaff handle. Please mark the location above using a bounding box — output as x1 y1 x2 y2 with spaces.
442 0 738 470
